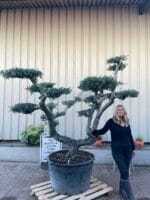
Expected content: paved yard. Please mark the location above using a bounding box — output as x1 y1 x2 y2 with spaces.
0 162 150 200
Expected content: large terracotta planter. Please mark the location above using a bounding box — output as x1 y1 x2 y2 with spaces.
135 139 144 149
48 150 94 195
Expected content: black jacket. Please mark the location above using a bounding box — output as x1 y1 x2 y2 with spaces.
93 118 135 150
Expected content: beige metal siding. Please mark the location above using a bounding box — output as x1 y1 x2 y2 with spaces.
0 6 150 142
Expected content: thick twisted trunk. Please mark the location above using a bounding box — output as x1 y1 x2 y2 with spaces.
52 131 96 160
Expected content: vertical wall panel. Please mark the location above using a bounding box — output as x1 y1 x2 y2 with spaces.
74 8 82 139
11 9 21 139
57 8 67 136
65 8 74 138
129 7 139 136
121 6 130 113
97 7 106 75
81 7 89 79
3 9 13 139
43 8 51 81
19 9 29 135
138 14 146 140
0 10 7 139
89 7 97 75
146 12 150 142
80 7 90 136
0 6 150 142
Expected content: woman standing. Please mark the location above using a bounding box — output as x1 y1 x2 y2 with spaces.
92 104 135 200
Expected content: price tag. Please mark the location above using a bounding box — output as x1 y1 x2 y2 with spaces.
40 135 62 163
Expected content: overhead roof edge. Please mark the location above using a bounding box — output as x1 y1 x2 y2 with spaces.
0 0 149 15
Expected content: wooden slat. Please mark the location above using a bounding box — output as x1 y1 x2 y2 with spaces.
63 184 107 200
39 192 61 200
31 177 113 200
35 188 53 196
31 184 51 195
90 177 98 182
84 187 113 200
51 194 69 200
36 180 102 200
31 181 50 189
90 181 102 188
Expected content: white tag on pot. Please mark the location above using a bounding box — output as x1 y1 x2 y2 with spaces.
40 135 62 163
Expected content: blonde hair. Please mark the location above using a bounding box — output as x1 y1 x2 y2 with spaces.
113 104 129 126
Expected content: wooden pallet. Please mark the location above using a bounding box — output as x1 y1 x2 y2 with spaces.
31 177 113 200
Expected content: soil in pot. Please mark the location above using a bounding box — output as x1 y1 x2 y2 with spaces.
49 150 94 164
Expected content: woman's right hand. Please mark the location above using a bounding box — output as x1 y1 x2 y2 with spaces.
92 130 99 136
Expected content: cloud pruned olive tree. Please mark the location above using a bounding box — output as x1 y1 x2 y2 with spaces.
0 55 139 159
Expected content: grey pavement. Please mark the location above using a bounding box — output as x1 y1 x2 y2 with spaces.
0 162 149 200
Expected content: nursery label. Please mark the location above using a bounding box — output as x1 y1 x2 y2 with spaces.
43 121 49 137
40 136 62 163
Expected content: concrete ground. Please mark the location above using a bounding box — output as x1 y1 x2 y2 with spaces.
0 162 149 200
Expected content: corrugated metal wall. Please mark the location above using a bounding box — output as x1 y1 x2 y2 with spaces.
0 6 150 142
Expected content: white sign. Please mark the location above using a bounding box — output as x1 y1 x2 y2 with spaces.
40 135 62 163
43 121 49 137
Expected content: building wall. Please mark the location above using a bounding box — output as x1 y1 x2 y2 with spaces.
0 6 150 142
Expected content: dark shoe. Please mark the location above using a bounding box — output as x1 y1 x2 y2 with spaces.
119 179 135 200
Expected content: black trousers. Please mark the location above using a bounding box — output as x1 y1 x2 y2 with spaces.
112 145 133 180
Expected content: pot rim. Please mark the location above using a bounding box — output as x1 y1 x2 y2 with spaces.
48 150 95 166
